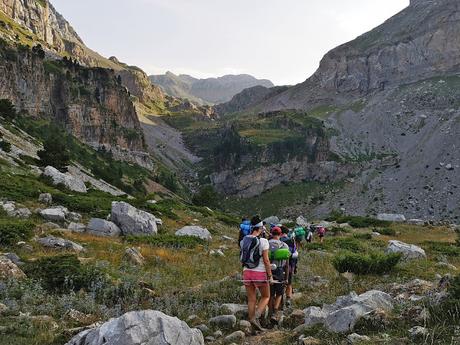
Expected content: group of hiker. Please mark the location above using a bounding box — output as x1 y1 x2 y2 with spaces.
238 215 327 331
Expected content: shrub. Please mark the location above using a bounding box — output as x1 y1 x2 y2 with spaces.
424 241 460 257
0 99 16 120
0 140 11 152
24 254 108 293
333 251 401 275
52 191 116 218
329 214 391 228
378 228 396 236
0 219 35 246
353 233 373 240
126 234 206 249
145 199 180 220
37 132 70 172
216 213 239 227
333 237 365 252
192 185 220 208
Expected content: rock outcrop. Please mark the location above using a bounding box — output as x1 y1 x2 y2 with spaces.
43 166 87 193
111 202 158 236
65 310 204 345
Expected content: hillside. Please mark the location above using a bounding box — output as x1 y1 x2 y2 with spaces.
150 72 274 105
171 0 460 223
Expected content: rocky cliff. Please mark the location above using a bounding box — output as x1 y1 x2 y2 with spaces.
150 72 274 105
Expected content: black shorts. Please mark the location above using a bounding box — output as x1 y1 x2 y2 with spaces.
271 282 285 297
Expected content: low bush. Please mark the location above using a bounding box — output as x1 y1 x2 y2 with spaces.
378 228 396 236
353 233 373 240
192 185 220 208
216 213 239 227
333 251 401 275
0 140 11 152
24 254 108 293
424 241 460 257
0 219 35 246
53 191 117 218
145 199 180 220
126 234 206 249
329 214 391 228
332 237 365 252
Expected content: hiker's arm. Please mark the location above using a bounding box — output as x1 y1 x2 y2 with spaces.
262 250 272 279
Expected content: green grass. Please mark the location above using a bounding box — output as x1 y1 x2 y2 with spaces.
0 218 35 246
333 251 402 275
125 234 206 248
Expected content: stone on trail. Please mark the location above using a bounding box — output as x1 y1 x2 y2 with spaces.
0 256 26 280
111 202 158 236
208 315 237 330
37 236 85 253
377 213 406 222
87 218 121 237
386 240 426 260
220 304 248 318
43 166 87 193
224 330 245 344
65 310 204 345
176 226 212 241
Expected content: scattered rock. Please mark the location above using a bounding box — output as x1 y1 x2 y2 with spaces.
38 193 52 204
43 166 87 193
263 216 280 225
238 320 251 334
371 232 381 236
298 336 321 345
213 330 223 338
409 326 429 339
124 247 145 266
436 262 457 271
176 226 212 241
0 201 31 218
65 310 204 345
296 216 309 227
222 235 236 242
347 333 370 344
37 236 85 252
39 206 68 222
224 331 245 344
407 219 425 226
220 304 248 318
41 222 60 230
68 222 86 233
147 200 157 204
111 202 158 236
0 303 8 314
0 256 26 280
204 336 215 342
67 212 82 222
283 309 305 329
196 324 210 334
87 218 121 237
64 309 93 324
304 306 326 328
402 306 430 324
208 315 237 330
4 253 23 266
377 213 406 222
386 240 426 260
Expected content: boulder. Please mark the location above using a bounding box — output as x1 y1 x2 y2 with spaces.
68 223 86 233
377 213 406 222
0 256 26 280
43 166 87 193
296 216 309 227
208 315 237 330
4 252 23 266
386 240 426 260
124 247 145 266
347 333 371 344
224 331 245 344
304 307 327 327
37 236 85 252
176 226 212 241
38 193 52 204
65 310 204 345
68 212 82 222
39 207 68 222
111 202 158 236
238 320 251 333
87 218 121 237
409 326 428 339
263 216 280 225
0 201 31 218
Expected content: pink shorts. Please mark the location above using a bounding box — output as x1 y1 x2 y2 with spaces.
243 270 268 288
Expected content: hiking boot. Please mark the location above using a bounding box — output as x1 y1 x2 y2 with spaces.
285 298 292 308
250 318 266 332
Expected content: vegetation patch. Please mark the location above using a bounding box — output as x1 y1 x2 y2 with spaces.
0 219 35 246
125 234 206 249
333 251 402 275
328 213 391 228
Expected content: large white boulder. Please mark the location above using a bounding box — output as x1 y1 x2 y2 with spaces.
43 166 87 193
176 226 212 241
377 213 406 222
87 218 121 237
296 216 309 227
65 310 204 345
111 202 158 236
39 206 68 222
386 240 426 260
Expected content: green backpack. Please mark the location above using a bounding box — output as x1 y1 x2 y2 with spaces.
270 247 291 261
295 227 306 237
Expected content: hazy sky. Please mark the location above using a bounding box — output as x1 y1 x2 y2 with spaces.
52 0 409 85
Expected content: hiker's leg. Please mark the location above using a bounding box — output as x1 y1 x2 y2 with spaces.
273 294 283 310
246 285 257 321
256 284 270 317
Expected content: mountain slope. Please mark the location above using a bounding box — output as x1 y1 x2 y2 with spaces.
150 72 274 105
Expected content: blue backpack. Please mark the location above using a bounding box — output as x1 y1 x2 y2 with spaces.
240 236 261 269
240 220 252 236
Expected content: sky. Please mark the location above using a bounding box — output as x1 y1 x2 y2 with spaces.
52 0 410 86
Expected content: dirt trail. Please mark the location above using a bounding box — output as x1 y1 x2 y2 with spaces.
245 330 290 345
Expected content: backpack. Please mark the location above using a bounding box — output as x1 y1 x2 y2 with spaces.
281 235 296 255
240 220 252 237
295 227 306 237
317 226 326 236
240 236 261 269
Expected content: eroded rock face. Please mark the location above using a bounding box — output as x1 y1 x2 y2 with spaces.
111 202 158 236
65 310 204 345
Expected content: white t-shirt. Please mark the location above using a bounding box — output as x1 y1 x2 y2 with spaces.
243 236 269 272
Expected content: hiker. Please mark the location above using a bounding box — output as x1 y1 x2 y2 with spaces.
294 226 306 249
306 225 314 243
268 226 290 323
240 215 273 331
280 225 298 307
238 217 252 247
317 225 327 243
